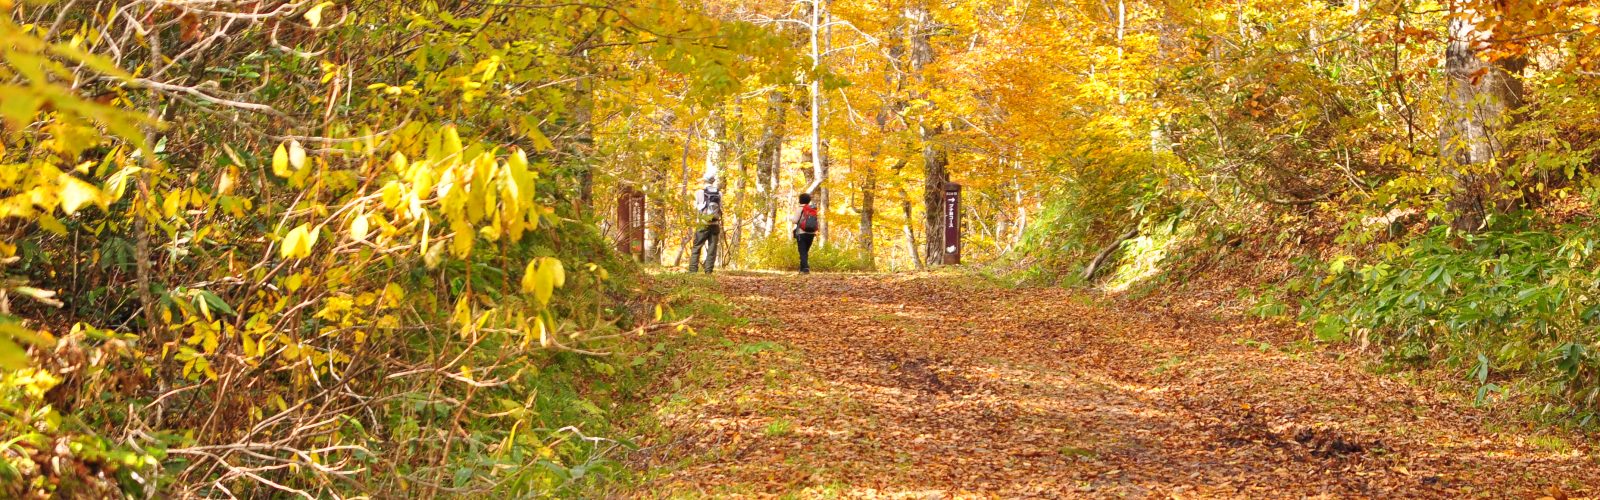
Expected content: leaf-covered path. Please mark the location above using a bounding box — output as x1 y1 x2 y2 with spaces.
635 273 1597 498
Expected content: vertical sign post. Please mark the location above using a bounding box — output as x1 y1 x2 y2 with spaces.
943 183 961 265
616 187 645 259
628 190 645 258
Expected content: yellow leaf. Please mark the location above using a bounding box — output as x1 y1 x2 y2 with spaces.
381 181 403 209
288 139 307 170
217 166 236 194
305 2 335 28
349 213 370 241
522 258 559 306
451 220 473 258
36 215 66 235
547 257 565 288
58 174 100 215
162 192 180 218
521 259 541 295
281 223 317 259
383 282 405 307
442 125 463 158
528 127 553 152
272 143 291 177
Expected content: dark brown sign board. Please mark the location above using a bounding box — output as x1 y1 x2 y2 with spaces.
943 184 961 265
616 187 645 259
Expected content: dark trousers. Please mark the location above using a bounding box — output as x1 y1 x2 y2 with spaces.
689 224 719 273
795 232 815 273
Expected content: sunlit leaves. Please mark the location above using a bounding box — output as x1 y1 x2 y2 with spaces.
273 143 291 177
281 223 318 259
56 174 101 215
522 257 565 306
304 2 336 29
348 212 370 242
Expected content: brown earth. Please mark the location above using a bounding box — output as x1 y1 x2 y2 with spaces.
630 273 1598 498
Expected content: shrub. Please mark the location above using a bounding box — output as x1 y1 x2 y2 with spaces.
746 234 875 272
1291 218 1600 425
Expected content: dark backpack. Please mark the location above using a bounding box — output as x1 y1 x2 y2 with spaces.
798 205 819 233
701 189 722 222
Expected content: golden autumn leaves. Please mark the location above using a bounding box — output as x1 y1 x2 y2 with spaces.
272 125 566 306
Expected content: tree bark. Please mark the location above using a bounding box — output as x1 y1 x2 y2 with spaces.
571 76 596 208
804 0 827 196
645 156 667 264
1084 227 1140 282
1440 10 1526 233
907 4 951 265
859 160 876 260
703 106 728 181
893 159 924 270
755 90 787 236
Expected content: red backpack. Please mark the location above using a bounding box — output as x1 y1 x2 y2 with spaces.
798 205 819 233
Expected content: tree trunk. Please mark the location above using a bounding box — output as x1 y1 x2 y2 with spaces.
859 161 876 260
892 159 924 270
645 159 667 264
1440 10 1526 233
755 90 786 237
804 0 827 197
907 4 950 265
571 76 595 208
704 106 728 182
819 140 831 245
728 101 750 269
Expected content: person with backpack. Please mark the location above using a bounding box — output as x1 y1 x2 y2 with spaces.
687 175 722 274
792 193 819 274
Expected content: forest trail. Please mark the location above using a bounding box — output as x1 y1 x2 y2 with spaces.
637 273 1598 498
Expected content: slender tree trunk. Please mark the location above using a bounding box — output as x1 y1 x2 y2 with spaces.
728 101 750 268
818 140 830 245
801 0 831 249
892 160 924 269
1440 10 1526 233
1013 160 1028 247
571 76 595 208
755 90 786 236
859 160 876 260
673 125 695 267
645 159 667 264
704 106 728 181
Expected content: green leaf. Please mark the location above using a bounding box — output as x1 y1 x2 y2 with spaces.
196 290 236 316
1313 314 1347 342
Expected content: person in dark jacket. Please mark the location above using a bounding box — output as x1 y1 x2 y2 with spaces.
792 193 817 274
688 176 722 274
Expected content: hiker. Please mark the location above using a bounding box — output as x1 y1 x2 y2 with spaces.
688 176 722 274
793 193 819 274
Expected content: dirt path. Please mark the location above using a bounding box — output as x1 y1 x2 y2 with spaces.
635 273 1597 498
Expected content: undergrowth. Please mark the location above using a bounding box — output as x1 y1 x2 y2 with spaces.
746 235 875 272
1281 217 1600 428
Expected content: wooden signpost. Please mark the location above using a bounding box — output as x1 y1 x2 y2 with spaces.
944 183 961 265
616 187 645 259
